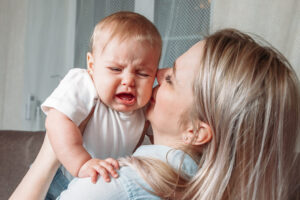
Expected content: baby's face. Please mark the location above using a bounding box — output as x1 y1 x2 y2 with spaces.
87 38 159 113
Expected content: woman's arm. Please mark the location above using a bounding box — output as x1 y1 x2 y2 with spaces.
9 134 60 200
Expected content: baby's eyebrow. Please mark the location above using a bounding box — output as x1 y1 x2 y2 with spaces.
106 60 123 67
137 65 156 73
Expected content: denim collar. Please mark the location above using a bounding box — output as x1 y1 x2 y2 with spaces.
133 145 198 177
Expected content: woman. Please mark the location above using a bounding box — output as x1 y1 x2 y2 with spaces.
11 29 300 200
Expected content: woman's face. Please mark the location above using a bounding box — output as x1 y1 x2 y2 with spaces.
146 41 205 145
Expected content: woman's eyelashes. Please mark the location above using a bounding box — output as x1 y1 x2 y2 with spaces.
165 75 172 84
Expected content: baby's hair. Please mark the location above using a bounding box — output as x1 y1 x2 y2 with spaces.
89 11 162 56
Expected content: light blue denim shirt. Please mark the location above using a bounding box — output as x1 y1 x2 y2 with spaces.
58 145 198 200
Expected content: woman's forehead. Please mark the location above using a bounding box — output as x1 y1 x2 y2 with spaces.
177 40 204 64
176 41 204 70
190 40 205 55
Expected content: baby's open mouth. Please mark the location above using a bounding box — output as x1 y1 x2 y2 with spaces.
116 93 136 105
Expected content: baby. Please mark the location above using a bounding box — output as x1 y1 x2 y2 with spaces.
41 11 161 199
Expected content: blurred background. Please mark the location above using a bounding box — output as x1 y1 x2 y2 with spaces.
0 0 299 138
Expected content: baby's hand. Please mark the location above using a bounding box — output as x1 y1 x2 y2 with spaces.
78 158 120 184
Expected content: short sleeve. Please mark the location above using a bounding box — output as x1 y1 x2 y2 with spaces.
41 68 98 126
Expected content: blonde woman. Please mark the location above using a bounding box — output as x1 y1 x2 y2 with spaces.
11 29 300 200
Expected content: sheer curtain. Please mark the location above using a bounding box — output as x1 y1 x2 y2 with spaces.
23 0 76 130
0 0 76 130
211 0 300 151
1 0 298 140
74 0 210 70
211 0 300 77
0 0 28 130
0 0 210 131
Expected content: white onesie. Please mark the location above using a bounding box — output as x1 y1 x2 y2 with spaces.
41 68 145 179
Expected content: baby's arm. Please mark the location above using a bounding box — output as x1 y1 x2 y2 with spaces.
46 108 91 177
46 108 119 183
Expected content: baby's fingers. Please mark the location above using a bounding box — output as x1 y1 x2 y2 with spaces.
89 170 98 184
105 158 120 170
93 165 111 182
99 161 119 178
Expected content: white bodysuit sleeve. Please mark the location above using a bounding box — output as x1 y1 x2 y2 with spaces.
41 68 98 126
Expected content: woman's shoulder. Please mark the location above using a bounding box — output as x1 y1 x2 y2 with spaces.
118 164 161 199
58 175 129 200
58 166 158 200
134 145 198 176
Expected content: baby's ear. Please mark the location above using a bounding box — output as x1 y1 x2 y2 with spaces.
183 121 212 146
86 52 94 74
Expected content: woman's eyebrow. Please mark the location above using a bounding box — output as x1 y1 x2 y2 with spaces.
172 61 177 79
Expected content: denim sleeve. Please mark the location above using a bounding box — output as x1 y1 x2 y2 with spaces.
58 175 129 200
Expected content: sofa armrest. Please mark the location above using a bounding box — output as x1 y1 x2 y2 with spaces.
0 130 45 200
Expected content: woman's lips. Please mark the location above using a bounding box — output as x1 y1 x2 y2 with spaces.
150 96 155 104
116 93 136 105
150 87 158 104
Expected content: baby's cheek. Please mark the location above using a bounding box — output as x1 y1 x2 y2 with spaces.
138 89 151 105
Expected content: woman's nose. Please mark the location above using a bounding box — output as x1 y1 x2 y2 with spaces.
121 73 135 87
156 68 169 85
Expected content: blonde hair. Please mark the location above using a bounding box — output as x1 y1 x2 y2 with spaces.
90 11 162 58
121 29 300 200
185 29 300 200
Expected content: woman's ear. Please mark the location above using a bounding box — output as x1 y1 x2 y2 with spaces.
183 121 212 145
86 52 94 76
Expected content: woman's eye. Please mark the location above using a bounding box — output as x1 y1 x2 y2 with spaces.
165 75 172 84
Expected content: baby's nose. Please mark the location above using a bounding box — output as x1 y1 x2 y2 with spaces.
121 73 135 87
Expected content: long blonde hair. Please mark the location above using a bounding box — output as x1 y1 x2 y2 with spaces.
121 29 300 200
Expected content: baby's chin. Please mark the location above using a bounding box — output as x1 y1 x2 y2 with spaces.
106 97 149 113
111 103 143 113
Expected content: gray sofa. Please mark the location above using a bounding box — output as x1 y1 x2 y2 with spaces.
0 130 299 200
0 130 45 200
